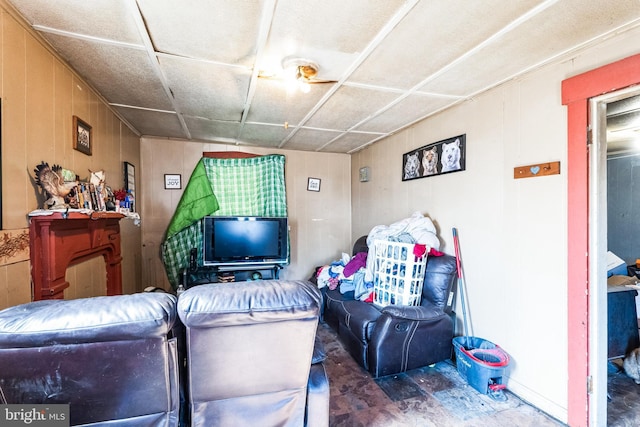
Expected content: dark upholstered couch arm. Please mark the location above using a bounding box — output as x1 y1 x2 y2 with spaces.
367 304 454 377
381 304 446 321
421 254 458 313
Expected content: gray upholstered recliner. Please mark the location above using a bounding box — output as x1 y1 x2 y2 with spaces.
0 293 182 427
177 279 329 427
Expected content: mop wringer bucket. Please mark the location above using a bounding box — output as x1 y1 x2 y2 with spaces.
452 336 510 396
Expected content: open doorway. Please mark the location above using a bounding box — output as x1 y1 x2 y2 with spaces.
562 53 640 426
589 88 640 426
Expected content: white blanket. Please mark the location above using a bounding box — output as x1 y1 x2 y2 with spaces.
364 211 440 283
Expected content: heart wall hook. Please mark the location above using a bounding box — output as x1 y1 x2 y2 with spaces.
514 161 561 179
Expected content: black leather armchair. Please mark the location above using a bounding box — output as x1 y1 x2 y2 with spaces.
177 279 329 427
322 236 457 377
0 293 182 427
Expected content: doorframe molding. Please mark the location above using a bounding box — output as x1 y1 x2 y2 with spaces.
562 53 640 427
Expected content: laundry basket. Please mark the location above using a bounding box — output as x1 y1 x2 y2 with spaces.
372 240 428 307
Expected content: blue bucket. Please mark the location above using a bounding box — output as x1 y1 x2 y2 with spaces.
452 336 510 395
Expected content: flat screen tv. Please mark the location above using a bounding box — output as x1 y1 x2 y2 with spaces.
202 216 289 268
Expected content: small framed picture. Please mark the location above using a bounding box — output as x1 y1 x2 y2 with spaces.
307 177 321 192
359 167 370 182
73 116 92 155
123 162 136 212
124 161 136 193
164 174 182 190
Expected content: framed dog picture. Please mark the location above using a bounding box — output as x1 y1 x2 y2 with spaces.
402 134 466 181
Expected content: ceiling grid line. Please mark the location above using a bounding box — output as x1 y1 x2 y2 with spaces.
128 0 191 139
32 25 146 50
9 0 640 153
277 0 421 150
237 0 279 143
339 0 563 153
349 15 640 153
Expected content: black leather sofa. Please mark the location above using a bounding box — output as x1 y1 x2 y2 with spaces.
0 293 182 426
0 281 329 427
320 236 458 378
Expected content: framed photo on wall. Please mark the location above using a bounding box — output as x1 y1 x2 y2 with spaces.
73 116 92 156
164 174 182 189
402 134 466 181
307 177 321 192
124 161 136 204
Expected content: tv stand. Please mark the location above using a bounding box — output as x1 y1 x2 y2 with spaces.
185 264 282 288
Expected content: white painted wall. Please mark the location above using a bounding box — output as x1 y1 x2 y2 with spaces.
351 25 640 423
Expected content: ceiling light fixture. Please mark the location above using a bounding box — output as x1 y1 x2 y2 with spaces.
282 56 319 93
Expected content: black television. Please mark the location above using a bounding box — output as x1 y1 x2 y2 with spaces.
202 216 289 268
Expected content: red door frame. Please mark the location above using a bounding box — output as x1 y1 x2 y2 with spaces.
562 53 640 426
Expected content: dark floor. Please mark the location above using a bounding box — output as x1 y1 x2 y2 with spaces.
318 322 640 426
607 358 640 427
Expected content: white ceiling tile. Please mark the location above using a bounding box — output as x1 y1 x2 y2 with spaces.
43 34 173 110
10 0 142 44
306 86 400 131
284 128 343 151
113 107 185 139
138 0 263 65
258 0 406 81
246 79 333 126
348 0 543 90
159 56 251 120
321 132 384 153
183 116 241 142
238 123 291 148
420 0 640 97
266 0 406 55
357 94 460 133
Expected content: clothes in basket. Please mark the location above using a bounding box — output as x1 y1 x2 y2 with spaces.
372 240 429 307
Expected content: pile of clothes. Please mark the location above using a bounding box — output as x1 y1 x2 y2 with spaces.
315 212 442 302
316 252 373 301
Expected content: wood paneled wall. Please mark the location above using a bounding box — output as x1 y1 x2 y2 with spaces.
140 138 352 290
0 3 142 309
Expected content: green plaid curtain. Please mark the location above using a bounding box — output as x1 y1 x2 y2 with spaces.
161 154 287 289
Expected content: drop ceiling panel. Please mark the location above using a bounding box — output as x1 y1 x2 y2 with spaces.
138 0 263 65
112 107 185 139
246 79 333 126
43 34 172 110
284 128 343 152
419 0 640 97
183 116 241 142
238 123 292 148
159 56 251 120
267 0 406 55
322 132 383 153
9 0 142 44
348 0 543 90
305 86 400 131
357 94 460 133
258 0 406 81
